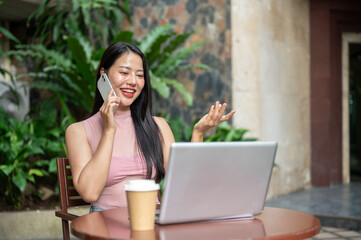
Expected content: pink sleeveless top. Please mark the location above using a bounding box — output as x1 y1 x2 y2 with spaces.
82 110 156 209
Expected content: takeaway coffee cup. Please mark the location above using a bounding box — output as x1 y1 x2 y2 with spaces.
131 230 155 240
124 180 160 231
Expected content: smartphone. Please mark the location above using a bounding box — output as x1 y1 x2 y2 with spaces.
97 73 118 111
97 73 116 101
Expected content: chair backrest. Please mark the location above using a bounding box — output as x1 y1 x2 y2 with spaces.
56 158 88 211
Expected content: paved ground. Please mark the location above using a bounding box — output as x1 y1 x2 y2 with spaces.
265 182 361 239
311 226 361 240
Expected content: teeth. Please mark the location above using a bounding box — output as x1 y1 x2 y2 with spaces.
122 89 134 93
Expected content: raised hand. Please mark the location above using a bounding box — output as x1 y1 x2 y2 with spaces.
191 101 235 142
99 89 120 132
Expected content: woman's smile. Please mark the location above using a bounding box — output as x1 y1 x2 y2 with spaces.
101 52 145 111
120 88 136 98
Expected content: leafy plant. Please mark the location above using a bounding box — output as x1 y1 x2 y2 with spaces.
11 23 209 121
0 101 70 208
0 26 20 60
166 116 193 142
10 0 209 121
204 122 257 142
12 39 99 121
28 0 130 51
10 0 129 121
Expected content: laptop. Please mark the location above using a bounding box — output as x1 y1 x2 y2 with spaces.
156 141 278 225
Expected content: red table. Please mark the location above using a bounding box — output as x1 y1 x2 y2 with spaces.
71 207 320 240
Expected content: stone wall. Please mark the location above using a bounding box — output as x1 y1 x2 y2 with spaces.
126 0 232 126
127 0 311 198
231 0 311 198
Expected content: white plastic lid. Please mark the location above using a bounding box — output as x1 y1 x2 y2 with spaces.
124 179 160 191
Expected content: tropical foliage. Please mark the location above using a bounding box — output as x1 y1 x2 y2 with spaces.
11 0 131 121
28 0 131 51
11 24 209 121
0 103 69 208
204 122 257 142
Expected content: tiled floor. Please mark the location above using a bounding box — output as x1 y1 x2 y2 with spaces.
265 182 361 239
266 183 361 219
311 226 361 240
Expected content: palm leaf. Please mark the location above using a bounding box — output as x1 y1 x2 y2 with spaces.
66 37 95 90
149 71 170 98
139 25 173 55
154 41 206 77
10 44 72 69
162 78 193 106
112 30 133 44
178 63 211 72
147 32 175 66
163 31 192 56
0 26 20 43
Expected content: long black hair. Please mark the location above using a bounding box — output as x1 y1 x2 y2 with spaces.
91 41 165 183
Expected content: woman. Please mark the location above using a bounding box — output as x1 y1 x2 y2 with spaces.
65 42 235 212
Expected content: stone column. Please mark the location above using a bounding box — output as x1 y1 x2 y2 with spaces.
231 0 310 198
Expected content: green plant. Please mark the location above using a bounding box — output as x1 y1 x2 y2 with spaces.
0 110 40 208
204 122 257 142
166 116 193 142
0 101 70 208
11 0 208 121
28 0 130 51
12 39 99 121
11 24 209 121
10 0 129 121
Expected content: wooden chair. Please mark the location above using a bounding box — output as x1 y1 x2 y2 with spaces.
55 158 89 240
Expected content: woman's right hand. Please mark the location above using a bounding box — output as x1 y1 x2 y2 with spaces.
99 89 120 131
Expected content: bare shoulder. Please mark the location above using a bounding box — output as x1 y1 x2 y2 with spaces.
65 122 88 147
65 121 92 164
154 116 169 128
154 116 175 141
66 122 85 137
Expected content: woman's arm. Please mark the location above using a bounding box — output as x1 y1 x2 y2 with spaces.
191 101 235 142
66 90 120 202
154 117 175 171
66 123 115 203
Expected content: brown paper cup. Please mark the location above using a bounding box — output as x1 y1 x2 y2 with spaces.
125 180 159 231
131 229 156 240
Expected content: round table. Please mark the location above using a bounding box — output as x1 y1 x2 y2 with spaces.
71 207 320 240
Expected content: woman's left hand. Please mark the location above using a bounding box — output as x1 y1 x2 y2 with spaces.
191 101 235 142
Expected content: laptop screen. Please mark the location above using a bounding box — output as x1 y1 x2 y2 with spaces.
157 141 278 225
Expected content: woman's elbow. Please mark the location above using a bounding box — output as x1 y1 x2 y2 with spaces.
78 188 100 203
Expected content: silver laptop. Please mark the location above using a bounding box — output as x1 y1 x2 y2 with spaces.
156 141 277 225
